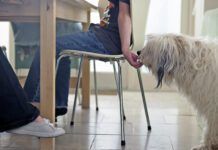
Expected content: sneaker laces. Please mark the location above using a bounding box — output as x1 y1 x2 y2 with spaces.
43 119 56 130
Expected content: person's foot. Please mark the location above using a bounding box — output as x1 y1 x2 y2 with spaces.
55 108 67 117
7 118 65 138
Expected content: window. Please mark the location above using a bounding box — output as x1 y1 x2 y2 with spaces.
146 0 181 34
142 0 182 73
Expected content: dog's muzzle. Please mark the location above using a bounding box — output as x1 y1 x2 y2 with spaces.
137 51 141 56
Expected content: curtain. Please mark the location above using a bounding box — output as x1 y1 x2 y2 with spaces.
146 0 181 34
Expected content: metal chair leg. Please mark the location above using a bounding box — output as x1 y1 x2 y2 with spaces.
70 56 84 126
117 61 126 146
112 62 126 120
137 69 151 130
118 65 126 121
77 88 82 105
56 55 69 76
93 60 99 111
76 61 82 106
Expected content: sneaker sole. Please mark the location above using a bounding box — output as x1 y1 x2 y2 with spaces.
8 129 65 138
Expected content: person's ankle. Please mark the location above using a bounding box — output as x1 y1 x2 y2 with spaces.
34 116 44 123
55 108 67 117
30 102 40 109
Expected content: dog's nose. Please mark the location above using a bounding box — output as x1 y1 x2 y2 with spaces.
137 51 141 56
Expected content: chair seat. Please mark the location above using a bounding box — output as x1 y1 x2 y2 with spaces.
60 50 125 61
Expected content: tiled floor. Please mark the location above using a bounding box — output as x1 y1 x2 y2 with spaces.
0 92 203 150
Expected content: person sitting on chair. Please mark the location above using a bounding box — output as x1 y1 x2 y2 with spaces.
24 0 142 116
0 47 65 137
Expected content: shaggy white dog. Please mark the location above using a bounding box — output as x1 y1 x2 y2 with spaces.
139 34 218 150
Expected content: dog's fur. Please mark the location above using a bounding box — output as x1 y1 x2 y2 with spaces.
139 34 218 150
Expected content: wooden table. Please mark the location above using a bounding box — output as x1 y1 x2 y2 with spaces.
0 0 96 149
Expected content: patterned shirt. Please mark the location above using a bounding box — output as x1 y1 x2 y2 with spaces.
90 0 130 54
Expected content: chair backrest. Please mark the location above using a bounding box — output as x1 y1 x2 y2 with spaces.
130 0 150 51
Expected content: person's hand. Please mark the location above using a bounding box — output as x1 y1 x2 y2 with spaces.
123 51 142 68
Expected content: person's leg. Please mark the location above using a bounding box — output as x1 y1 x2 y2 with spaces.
54 30 110 110
0 48 39 132
24 30 110 115
24 44 71 116
0 48 65 137
23 47 40 102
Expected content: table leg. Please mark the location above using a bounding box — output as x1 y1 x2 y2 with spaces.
81 9 91 109
81 57 90 108
40 0 56 149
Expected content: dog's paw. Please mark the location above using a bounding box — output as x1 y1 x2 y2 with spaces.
191 144 211 150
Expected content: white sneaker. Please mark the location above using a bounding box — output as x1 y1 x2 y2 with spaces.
7 119 65 138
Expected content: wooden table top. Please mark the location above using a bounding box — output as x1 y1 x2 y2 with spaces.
0 0 97 22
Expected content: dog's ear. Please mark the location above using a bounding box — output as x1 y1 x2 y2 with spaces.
156 65 164 88
156 53 167 88
156 46 176 88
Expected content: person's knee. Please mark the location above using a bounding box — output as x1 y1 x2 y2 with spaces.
60 57 70 64
56 56 71 71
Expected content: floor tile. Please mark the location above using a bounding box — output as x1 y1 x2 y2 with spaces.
0 92 203 150
91 135 173 150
